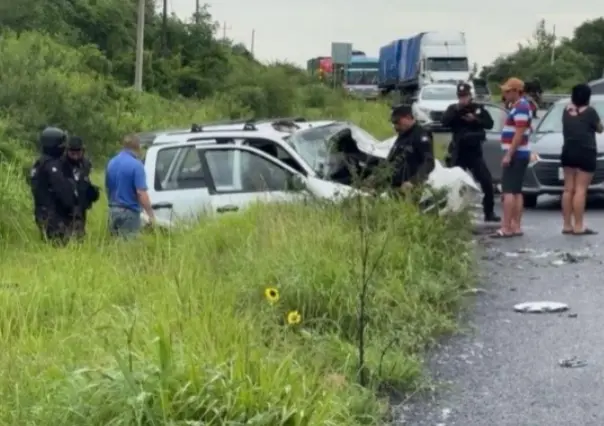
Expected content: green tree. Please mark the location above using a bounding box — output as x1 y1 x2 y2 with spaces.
483 19 594 92
570 18 604 80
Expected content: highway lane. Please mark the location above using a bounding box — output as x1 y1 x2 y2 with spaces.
394 196 604 426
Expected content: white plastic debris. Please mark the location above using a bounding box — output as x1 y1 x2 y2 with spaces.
513 301 569 314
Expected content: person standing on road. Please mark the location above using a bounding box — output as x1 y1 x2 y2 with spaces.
442 82 500 222
561 83 603 236
105 134 155 238
492 77 532 239
29 127 78 245
387 104 435 195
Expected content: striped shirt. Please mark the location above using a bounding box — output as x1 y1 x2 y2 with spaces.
501 97 532 158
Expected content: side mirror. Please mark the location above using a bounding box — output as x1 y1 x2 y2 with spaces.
287 174 306 191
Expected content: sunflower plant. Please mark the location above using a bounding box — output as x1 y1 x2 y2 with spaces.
262 286 304 330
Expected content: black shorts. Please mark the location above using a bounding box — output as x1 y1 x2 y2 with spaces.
561 148 596 173
501 155 529 194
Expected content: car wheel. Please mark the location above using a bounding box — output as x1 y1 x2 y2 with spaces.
523 194 538 208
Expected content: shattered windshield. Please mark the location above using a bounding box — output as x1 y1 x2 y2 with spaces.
286 123 380 174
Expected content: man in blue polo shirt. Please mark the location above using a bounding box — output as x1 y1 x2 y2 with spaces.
105 134 155 237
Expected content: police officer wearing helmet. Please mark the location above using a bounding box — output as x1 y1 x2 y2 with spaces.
29 126 78 243
62 136 100 238
442 82 500 222
387 104 435 193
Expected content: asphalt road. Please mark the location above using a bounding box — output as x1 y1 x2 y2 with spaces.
394 196 604 426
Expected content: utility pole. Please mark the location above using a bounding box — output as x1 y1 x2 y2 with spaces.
134 0 145 91
195 0 200 24
222 21 231 40
550 24 556 65
250 29 255 56
162 0 168 56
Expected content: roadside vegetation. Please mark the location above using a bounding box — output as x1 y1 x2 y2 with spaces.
0 1 477 424
480 19 604 94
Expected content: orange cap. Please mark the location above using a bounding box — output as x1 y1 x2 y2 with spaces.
501 77 525 92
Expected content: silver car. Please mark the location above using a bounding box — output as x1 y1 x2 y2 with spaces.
480 105 544 188
516 95 604 208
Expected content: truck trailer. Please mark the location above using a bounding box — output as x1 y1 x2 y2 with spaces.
307 56 333 78
378 31 486 102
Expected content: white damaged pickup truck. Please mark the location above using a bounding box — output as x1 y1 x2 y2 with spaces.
142 120 481 227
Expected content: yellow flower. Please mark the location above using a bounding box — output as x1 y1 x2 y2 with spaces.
264 287 279 304
286 310 302 325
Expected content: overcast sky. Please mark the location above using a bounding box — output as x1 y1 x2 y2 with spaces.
169 1 600 68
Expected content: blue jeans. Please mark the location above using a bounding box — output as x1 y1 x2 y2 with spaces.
108 206 141 238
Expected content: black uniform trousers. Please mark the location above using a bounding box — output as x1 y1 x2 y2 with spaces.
454 153 495 216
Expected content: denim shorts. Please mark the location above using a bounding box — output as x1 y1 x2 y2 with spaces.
501 155 529 194
108 206 141 238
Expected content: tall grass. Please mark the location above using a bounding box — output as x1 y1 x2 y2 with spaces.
0 161 474 424
0 29 471 425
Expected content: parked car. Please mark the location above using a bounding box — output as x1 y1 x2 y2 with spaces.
412 83 458 132
590 77 604 95
142 120 481 227
518 95 604 208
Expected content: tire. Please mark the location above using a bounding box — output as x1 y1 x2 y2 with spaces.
523 194 538 208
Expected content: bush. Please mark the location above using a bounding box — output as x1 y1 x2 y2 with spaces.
0 31 394 162
0 197 474 425
0 7 475 424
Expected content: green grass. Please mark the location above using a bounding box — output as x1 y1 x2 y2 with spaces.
0 30 471 425
0 162 475 425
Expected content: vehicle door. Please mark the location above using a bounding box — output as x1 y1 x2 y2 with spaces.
198 145 308 214
240 137 313 176
482 103 507 184
144 143 211 226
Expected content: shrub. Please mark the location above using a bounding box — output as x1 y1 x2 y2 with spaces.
0 31 394 162
0 8 474 424
0 198 474 425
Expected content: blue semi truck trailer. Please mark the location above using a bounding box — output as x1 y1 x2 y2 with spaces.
378 31 489 102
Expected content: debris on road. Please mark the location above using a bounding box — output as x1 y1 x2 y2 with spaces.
550 251 591 266
513 301 569 314
487 247 595 268
558 357 587 368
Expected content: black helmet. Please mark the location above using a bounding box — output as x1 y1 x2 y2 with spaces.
39 127 67 157
67 136 84 150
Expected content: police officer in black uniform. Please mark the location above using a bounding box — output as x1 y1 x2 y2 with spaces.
442 82 500 222
29 127 78 244
62 136 100 238
387 104 435 194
